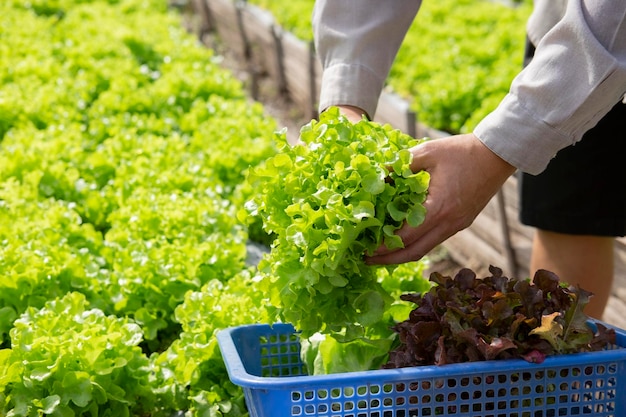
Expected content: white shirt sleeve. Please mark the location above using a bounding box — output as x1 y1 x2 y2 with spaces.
313 0 422 118
474 1 626 175
526 0 567 46
314 0 626 176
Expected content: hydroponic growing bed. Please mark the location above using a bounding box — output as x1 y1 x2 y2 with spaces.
218 323 626 417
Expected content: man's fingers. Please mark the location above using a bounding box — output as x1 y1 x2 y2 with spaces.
366 134 515 266
367 212 440 264
371 218 427 256
369 183 438 259
365 223 449 265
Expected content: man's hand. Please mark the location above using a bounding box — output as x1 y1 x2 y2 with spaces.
365 133 516 265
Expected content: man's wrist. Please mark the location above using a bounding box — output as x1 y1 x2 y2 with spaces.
334 105 369 123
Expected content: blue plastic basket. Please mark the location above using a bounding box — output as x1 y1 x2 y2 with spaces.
217 322 626 417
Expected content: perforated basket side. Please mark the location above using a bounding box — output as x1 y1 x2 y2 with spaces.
218 323 306 378
217 323 309 417
217 323 626 417
284 362 625 417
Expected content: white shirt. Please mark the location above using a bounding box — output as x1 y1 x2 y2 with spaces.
313 0 626 174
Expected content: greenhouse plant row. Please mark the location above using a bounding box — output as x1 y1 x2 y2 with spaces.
4 1 618 417
0 0 286 415
0 0 435 414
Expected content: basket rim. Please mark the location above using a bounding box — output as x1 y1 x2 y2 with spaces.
216 321 626 390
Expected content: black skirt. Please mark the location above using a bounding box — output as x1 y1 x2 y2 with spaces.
519 38 626 236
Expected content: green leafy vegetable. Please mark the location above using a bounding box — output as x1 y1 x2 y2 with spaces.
243 107 430 375
246 107 429 339
300 261 433 374
0 292 156 417
0 0 280 413
152 269 271 415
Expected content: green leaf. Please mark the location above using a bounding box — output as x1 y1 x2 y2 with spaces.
272 152 292 169
350 154 371 171
382 226 404 250
30 367 53 382
386 200 406 222
362 172 385 195
302 333 393 374
406 204 426 227
41 395 61 414
353 201 375 220
562 285 594 340
62 371 93 408
0 349 20 387
328 274 349 288
353 290 385 327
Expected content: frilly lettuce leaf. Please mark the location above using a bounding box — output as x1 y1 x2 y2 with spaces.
241 108 431 374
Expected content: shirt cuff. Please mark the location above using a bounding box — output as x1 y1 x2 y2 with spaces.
318 62 385 119
473 93 573 175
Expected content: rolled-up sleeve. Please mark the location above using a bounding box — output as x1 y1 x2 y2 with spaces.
474 1 626 175
313 0 421 118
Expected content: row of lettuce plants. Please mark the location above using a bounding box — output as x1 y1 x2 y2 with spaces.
0 0 430 415
0 0 275 415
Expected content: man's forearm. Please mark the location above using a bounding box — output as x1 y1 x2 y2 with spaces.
475 1 626 175
313 0 421 118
